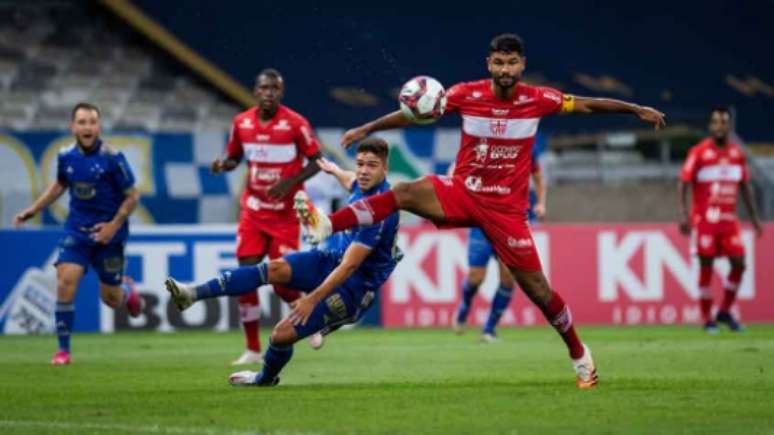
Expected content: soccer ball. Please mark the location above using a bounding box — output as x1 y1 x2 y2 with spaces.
398 76 447 125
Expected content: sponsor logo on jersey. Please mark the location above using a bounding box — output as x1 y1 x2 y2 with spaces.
702 148 716 160
464 176 511 194
489 145 520 160
255 134 271 141
246 195 286 211
507 237 533 248
471 91 482 99
239 118 254 129
474 144 489 162
491 108 509 116
72 182 96 200
274 119 291 130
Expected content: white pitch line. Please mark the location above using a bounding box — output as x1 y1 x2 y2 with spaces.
0 420 322 435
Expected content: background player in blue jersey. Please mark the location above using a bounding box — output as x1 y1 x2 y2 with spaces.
13 102 143 365
452 154 547 341
164 137 400 386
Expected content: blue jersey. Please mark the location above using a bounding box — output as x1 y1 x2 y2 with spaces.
57 140 135 244
328 178 400 280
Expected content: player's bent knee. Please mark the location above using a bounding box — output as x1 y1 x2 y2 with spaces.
270 322 299 346
467 268 486 287
267 259 291 283
730 257 746 270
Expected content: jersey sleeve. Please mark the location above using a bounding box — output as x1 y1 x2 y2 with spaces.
680 147 699 182
535 86 569 116
352 222 384 250
225 117 243 161
294 117 321 158
56 152 68 184
112 152 136 192
444 83 466 114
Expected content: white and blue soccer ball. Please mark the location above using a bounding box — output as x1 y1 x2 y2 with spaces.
399 76 447 125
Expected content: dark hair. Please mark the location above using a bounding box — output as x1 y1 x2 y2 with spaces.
71 102 100 120
256 68 283 83
710 106 731 119
489 33 525 56
356 137 389 162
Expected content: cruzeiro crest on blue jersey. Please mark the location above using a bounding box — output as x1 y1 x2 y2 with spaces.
56 140 136 244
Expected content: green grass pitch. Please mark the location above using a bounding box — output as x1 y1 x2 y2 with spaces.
1 325 773 434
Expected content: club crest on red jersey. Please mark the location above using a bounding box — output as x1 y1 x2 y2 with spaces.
489 119 507 136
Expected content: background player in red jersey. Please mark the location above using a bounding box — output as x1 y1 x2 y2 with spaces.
295 33 665 388
211 69 324 364
678 107 763 333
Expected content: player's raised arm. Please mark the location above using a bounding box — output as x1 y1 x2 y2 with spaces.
13 180 67 227
567 96 666 130
318 157 356 192
341 110 414 149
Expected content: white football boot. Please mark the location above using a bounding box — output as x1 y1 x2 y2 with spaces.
293 191 332 245
228 370 279 387
231 349 263 366
572 343 599 389
164 277 195 311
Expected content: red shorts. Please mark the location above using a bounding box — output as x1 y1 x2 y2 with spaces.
694 219 745 258
236 212 300 259
428 175 542 272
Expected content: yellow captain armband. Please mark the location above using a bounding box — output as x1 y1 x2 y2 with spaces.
560 94 576 113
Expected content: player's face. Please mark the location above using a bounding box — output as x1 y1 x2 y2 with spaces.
70 108 101 149
254 75 284 113
355 152 387 191
709 111 731 141
487 51 525 89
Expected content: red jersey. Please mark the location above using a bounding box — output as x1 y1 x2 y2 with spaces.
445 79 570 212
680 138 749 224
226 105 320 220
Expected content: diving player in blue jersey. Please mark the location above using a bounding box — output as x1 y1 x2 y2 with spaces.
164 137 400 386
452 154 547 341
14 103 143 365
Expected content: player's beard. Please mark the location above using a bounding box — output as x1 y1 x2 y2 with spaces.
495 74 517 89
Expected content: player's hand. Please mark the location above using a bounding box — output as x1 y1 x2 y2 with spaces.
678 219 692 236
13 207 37 227
289 295 317 326
210 158 226 174
267 179 294 200
340 126 368 149
534 203 546 220
317 157 341 175
636 106 666 130
90 222 118 244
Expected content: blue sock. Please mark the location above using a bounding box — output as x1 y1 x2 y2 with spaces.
484 284 513 334
456 281 479 324
257 343 294 383
193 263 268 300
55 302 75 352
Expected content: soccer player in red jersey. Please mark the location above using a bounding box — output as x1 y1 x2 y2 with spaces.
211 69 324 364
295 34 666 388
678 107 763 333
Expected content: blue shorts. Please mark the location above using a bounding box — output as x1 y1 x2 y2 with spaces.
55 233 125 285
468 227 495 268
283 250 386 339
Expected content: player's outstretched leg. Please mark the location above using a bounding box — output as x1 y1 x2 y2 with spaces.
716 256 745 332
697 256 719 333
512 268 597 389
295 177 446 244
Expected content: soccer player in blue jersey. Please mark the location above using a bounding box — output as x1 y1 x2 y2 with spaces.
452 154 547 341
14 102 143 365
164 137 400 386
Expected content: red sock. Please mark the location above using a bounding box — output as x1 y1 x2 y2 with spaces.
720 266 744 312
699 298 713 322
541 291 584 359
330 190 398 232
273 285 301 303
238 292 261 352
